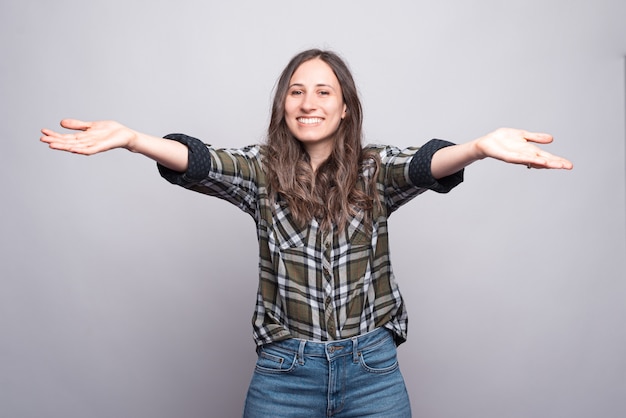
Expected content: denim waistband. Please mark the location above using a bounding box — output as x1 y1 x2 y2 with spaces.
261 327 393 362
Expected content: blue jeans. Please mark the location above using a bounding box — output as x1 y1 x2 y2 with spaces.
243 327 411 417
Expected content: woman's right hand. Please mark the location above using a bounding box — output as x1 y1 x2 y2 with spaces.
41 119 190 172
40 119 137 155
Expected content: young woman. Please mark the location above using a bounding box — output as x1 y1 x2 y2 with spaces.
41 49 573 417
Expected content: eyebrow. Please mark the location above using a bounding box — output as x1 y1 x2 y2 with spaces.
288 83 337 90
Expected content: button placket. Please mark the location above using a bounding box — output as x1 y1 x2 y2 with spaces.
322 232 336 339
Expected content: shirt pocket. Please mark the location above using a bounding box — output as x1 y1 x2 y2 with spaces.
345 210 372 248
269 202 308 251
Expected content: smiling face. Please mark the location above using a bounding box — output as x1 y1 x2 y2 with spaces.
284 58 347 159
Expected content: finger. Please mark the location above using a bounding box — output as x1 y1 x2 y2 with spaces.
40 128 86 152
543 158 574 169
528 161 573 170
42 130 81 143
46 137 97 155
40 130 67 145
40 128 61 140
60 118 93 131
537 149 574 169
525 153 573 170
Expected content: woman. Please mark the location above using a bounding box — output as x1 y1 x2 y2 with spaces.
41 49 573 417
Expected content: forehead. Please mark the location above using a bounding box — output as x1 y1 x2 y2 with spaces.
289 58 340 87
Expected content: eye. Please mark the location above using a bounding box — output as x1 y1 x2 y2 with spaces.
318 90 330 96
290 89 303 96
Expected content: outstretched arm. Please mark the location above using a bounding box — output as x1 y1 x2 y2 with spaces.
40 119 189 172
431 128 573 179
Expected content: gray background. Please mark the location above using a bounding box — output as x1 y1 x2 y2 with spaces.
1 0 625 417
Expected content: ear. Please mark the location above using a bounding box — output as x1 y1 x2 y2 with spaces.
342 104 347 119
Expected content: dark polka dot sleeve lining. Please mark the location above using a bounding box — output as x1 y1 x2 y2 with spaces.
408 139 464 193
157 133 212 186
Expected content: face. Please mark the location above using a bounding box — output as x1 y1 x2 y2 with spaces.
284 58 347 155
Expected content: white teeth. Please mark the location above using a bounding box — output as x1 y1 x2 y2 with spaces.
297 117 323 124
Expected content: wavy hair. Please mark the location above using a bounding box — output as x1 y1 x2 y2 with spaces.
263 49 380 231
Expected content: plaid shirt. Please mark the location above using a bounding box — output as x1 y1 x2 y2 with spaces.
159 135 463 346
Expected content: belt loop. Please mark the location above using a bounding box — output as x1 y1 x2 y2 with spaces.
352 336 359 363
298 339 306 365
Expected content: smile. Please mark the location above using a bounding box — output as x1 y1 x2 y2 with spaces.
297 117 323 125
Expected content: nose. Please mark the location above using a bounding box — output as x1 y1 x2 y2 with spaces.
300 93 317 112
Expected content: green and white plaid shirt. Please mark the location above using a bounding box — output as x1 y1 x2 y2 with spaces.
159 135 463 346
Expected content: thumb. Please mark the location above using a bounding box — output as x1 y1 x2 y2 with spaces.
523 131 553 144
60 118 93 131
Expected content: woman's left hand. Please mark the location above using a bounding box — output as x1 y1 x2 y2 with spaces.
475 128 573 170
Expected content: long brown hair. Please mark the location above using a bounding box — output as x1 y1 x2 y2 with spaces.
263 49 379 231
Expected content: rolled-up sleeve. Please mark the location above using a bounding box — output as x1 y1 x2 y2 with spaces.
408 139 464 193
157 133 213 186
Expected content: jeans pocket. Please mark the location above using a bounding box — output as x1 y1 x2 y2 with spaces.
254 346 298 375
358 338 399 374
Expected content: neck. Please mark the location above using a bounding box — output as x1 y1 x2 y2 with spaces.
304 143 332 172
